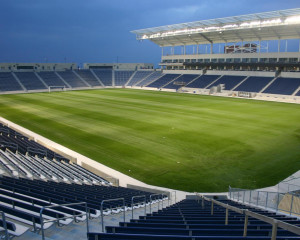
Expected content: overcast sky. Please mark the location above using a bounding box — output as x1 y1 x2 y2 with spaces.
1 0 299 66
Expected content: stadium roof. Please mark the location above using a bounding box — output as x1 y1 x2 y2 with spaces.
131 8 300 47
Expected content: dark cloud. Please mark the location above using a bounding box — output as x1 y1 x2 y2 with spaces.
0 0 299 66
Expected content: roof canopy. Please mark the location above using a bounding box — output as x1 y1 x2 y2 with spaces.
131 8 300 46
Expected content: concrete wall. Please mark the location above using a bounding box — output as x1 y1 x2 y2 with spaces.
0 63 77 72
281 72 300 78
162 52 300 61
206 70 275 77
84 63 154 70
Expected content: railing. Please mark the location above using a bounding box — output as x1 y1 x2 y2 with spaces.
0 211 9 240
149 194 163 213
131 195 146 219
100 198 125 232
40 202 89 240
197 194 300 240
229 186 300 217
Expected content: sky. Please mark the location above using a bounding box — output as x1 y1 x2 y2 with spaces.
0 0 299 67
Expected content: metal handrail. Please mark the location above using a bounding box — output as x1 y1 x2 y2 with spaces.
0 211 9 240
198 194 300 240
149 194 162 213
131 195 146 219
100 198 125 232
39 202 89 240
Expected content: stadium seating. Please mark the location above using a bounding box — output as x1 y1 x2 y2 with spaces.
74 70 102 87
37 71 67 87
15 72 47 90
163 74 200 90
88 199 300 239
208 75 247 90
93 69 113 86
126 71 154 86
136 71 163 87
263 77 300 95
57 71 89 88
185 75 220 89
147 74 180 88
234 76 274 92
114 71 134 86
0 72 24 92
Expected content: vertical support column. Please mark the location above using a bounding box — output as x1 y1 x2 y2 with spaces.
211 202 214 215
285 40 288 52
265 192 269 209
225 208 229 225
271 221 278 240
256 191 259 206
243 214 248 237
278 39 281 53
267 41 269 53
259 40 261 53
196 44 199 54
184 45 186 55
210 43 213 54
161 47 164 57
290 194 294 215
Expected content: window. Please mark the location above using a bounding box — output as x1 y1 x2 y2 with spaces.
278 58 288 63
234 58 241 63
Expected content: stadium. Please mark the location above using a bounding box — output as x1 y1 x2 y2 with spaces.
0 4 300 240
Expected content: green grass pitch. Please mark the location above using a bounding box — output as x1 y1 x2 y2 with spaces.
0 88 300 192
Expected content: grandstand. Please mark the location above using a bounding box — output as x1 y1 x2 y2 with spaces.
0 7 299 240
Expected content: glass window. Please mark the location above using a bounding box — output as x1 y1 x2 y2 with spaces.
234 58 241 63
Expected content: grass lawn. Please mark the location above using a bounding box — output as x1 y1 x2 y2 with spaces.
0 88 299 192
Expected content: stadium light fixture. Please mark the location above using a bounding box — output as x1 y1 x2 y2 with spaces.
141 18 287 40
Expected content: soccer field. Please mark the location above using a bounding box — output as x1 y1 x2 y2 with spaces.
0 88 300 192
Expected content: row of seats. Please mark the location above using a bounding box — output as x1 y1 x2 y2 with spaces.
1 71 300 96
0 124 158 238
88 198 300 239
